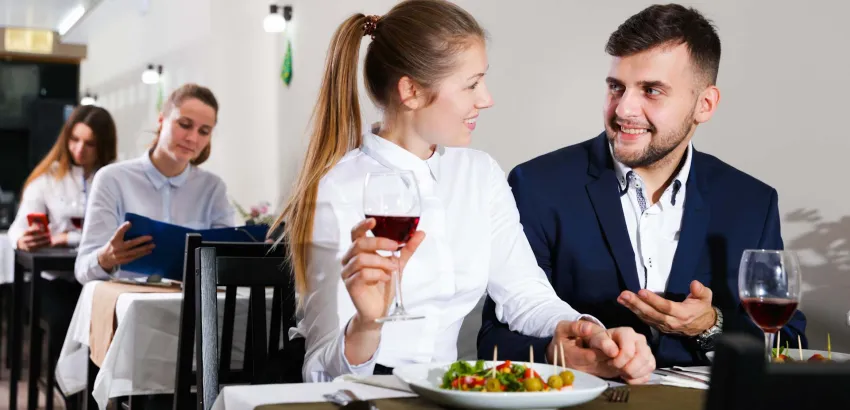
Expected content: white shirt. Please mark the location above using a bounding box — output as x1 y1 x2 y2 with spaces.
75 153 235 284
299 131 597 382
612 143 692 293
8 163 91 250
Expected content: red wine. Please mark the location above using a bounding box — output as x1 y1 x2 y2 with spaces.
366 215 419 244
70 217 84 230
742 297 798 332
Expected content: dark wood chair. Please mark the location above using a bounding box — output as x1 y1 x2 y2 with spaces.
173 234 302 410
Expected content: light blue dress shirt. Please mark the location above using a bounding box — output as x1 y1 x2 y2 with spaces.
74 152 235 284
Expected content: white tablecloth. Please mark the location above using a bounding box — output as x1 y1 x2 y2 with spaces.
211 382 416 410
0 233 14 284
56 281 260 409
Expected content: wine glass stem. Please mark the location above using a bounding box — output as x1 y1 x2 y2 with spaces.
392 250 404 311
764 331 773 362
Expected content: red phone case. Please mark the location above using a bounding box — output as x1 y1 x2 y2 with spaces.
26 213 51 235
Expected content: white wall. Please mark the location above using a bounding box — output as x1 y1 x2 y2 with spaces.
78 0 281 210
79 0 850 352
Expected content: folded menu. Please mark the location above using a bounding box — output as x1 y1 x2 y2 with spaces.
121 213 269 281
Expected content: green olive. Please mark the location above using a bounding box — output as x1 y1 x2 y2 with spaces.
485 378 502 392
523 377 543 392
559 371 575 386
547 375 564 389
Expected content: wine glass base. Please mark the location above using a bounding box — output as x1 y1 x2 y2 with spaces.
375 314 425 323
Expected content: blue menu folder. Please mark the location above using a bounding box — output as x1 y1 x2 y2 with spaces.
121 213 269 281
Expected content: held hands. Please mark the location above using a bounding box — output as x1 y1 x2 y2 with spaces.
618 280 716 337
342 218 425 324
96 222 155 272
548 320 655 384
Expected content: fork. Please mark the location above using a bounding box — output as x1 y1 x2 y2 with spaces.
605 386 630 403
323 389 380 409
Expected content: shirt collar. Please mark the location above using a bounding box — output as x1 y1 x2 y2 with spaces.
611 142 693 191
141 151 191 190
360 127 443 182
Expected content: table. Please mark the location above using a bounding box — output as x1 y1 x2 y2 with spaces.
0 233 13 284
11 248 77 410
57 281 263 410
213 384 705 410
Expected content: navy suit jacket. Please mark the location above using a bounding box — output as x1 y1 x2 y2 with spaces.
477 133 807 368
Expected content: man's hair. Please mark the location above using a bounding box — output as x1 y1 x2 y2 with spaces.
606 4 721 85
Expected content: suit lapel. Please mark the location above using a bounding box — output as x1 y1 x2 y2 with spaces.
666 154 710 296
585 134 641 293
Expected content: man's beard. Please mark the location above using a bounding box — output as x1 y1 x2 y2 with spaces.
606 105 696 168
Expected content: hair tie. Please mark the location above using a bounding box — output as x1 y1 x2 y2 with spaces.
363 15 380 39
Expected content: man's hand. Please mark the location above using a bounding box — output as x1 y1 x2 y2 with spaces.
618 280 716 337
548 320 655 384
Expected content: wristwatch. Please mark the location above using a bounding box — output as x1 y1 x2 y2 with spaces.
695 307 723 351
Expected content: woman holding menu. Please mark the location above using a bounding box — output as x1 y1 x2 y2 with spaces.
74 83 235 284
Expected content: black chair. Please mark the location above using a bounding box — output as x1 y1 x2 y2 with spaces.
706 333 850 410
173 234 303 410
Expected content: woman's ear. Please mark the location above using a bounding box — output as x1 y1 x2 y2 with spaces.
397 76 425 110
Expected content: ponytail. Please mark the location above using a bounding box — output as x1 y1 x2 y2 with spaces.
272 14 370 300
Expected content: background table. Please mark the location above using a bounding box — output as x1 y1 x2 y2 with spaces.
11 247 77 410
0 233 13 284
57 281 267 409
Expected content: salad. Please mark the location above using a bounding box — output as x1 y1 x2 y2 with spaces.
773 333 835 363
440 360 575 392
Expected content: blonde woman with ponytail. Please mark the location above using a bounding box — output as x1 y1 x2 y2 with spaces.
275 0 655 383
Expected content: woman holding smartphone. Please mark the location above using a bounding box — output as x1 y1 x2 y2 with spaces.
9 105 118 252
7 104 117 407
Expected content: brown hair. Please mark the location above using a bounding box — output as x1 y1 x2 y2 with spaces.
23 105 117 190
271 0 485 299
606 4 721 86
151 83 219 165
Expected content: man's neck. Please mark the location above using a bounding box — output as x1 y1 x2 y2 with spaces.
633 140 690 204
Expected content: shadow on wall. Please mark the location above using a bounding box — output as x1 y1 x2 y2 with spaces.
784 209 850 353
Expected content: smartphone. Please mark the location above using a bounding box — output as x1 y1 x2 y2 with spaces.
26 213 51 236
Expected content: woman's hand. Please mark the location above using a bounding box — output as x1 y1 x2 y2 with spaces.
96 222 155 272
342 218 426 323
17 224 50 251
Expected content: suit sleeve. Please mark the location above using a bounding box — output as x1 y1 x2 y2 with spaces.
477 165 555 363
756 189 807 347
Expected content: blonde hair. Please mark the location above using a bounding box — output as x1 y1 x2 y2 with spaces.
271 0 485 301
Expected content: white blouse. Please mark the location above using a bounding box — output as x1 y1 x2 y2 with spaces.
298 132 597 382
8 163 91 250
75 153 235 284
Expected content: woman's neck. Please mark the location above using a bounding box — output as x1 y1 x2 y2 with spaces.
82 165 95 179
149 147 189 178
376 121 435 160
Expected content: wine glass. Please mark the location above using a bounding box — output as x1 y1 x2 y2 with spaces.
68 199 85 251
738 249 802 361
69 199 85 232
363 171 424 323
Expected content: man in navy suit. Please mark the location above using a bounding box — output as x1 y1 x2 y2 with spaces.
478 4 807 370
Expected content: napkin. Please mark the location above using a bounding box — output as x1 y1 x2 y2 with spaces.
333 374 415 393
654 368 710 390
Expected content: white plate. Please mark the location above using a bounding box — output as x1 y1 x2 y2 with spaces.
707 349 850 362
392 361 608 409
